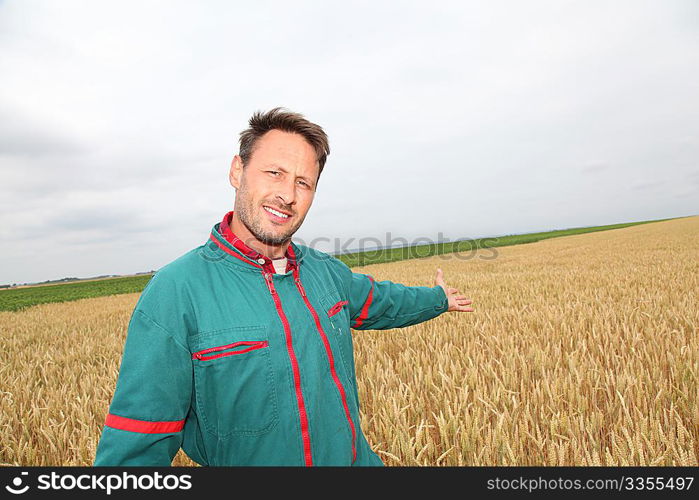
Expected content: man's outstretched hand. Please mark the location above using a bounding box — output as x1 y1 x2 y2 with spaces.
434 268 474 313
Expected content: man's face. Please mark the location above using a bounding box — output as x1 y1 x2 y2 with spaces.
229 129 319 247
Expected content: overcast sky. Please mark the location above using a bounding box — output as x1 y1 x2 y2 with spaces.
1 0 697 284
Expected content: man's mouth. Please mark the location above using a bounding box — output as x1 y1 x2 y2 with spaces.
263 205 292 223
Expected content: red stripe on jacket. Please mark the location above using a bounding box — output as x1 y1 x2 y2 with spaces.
209 233 263 268
263 272 314 466
351 275 374 328
105 414 185 434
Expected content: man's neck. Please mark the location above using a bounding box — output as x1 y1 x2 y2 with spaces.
229 213 288 260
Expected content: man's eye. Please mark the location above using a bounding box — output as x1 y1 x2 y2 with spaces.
268 171 280 176
298 180 309 187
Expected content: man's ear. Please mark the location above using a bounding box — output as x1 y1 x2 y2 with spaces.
229 155 244 189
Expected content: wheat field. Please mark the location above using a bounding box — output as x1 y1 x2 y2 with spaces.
1 216 697 466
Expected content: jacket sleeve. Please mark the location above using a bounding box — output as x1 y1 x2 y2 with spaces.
346 270 449 330
93 307 193 466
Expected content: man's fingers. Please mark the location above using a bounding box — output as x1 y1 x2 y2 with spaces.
449 306 474 312
456 305 475 312
442 281 474 312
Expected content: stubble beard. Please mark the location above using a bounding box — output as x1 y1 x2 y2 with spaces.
235 184 302 247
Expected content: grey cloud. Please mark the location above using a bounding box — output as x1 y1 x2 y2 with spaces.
581 163 610 174
8 203 162 242
631 179 666 191
686 170 699 185
44 207 157 234
0 105 86 158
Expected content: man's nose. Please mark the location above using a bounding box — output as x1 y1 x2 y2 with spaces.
275 176 296 207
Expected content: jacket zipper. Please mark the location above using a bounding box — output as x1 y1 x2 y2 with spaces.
191 340 268 361
293 270 357 464
263 271 313 467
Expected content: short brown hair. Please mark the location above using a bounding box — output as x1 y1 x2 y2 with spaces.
238 107 330 184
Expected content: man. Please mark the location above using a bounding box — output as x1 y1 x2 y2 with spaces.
93 107 474 466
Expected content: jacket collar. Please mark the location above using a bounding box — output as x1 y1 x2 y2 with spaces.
209 210 301 274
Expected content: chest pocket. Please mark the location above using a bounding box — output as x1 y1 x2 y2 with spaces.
191 325 278 438
320 295 355 387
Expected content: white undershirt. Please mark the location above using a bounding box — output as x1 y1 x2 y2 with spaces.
272 257 288 274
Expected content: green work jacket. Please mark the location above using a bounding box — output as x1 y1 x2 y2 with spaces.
94 211 449 466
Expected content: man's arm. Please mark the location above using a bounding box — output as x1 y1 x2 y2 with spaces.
346 271 449 330
321 251 473 330
93 308 193 466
